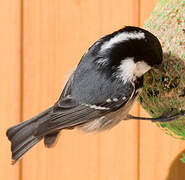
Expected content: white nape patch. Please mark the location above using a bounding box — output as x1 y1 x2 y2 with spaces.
101 31 145 51
117 58 151 83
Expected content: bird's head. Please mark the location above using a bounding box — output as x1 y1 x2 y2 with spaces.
91 26 163 83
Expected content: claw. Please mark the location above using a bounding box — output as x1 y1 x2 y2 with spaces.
151 110 185 122
127 108 185 122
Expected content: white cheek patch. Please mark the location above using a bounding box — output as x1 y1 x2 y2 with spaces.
101 31 145 51
117 58 136 83
117 58 151 83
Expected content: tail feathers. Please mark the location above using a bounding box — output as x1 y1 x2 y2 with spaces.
7 107 53 141
6 107 53 164
11 136 42 164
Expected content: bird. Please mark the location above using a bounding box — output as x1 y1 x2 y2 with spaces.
6 26 184 164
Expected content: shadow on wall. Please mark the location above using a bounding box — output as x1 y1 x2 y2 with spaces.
166 149 185 180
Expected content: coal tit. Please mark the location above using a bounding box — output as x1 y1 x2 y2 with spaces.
6 26 183 164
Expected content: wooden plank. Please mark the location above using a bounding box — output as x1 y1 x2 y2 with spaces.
0 0 21 180
22 0 141 179
139 109 185 180
140 0 157 26
98 0 140 179
99 105 140 180
140 0 185 179
22 1 100 180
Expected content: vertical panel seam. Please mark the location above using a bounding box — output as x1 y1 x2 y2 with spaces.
138 0 141 178
98 1 102 179
138 0 141 27
19 0 24 179
137 0 141 180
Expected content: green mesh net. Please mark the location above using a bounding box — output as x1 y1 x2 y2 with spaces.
139 0 185 139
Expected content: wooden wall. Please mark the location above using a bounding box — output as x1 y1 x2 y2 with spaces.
1 0 185 179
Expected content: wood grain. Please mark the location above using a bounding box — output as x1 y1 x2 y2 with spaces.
3 0 183 179
0 0 21 180
99 0 140 179
22 0 140 180
22 1 100 180
139 0 185 180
